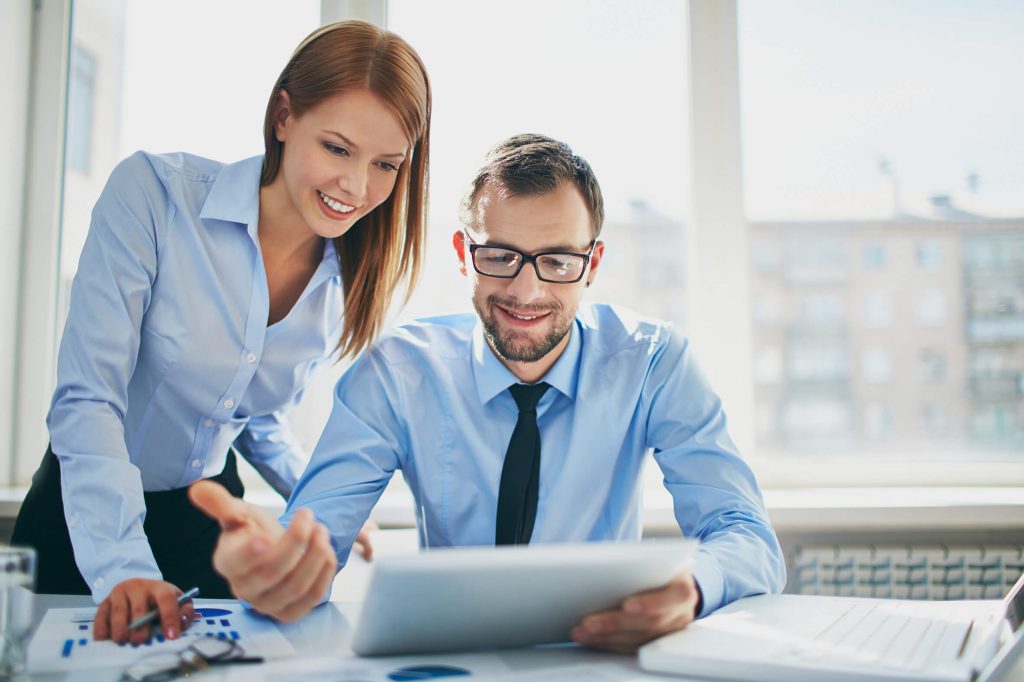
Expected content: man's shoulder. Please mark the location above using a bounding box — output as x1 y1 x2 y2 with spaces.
370 312 478 364
577 303 679 356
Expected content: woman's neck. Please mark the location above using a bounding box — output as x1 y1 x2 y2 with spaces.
257 177 323 265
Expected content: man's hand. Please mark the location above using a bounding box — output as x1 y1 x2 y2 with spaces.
570 570 702 654
93 578 195 644
353 519 379 561
188 480 337 622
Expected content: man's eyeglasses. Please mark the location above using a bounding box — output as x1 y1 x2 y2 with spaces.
121 637 262 682
464 232 596 284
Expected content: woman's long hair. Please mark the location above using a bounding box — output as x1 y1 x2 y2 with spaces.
261 20 431 358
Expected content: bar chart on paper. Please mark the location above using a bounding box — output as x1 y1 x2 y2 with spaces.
27 603 295 673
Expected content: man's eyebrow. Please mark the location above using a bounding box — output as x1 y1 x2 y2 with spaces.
322 130 407 159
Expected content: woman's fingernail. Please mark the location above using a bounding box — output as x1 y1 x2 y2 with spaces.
624 599 643 614
166 627 177 639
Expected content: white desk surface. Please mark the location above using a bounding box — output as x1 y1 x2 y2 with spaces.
21 530 1024 681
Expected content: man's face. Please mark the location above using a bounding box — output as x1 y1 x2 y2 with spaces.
454 181 604 367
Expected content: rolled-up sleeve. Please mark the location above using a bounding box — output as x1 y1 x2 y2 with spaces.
644 330 786 616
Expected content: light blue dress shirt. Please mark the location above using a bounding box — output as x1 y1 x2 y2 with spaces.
49 151 344 600
287 304 785 616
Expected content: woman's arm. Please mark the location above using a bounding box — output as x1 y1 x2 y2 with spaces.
49 152 169 599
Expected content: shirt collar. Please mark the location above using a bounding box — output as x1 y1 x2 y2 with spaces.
471 316 582 405
199 155 263 232
199 155 340 281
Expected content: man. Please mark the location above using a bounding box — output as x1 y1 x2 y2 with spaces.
191 134 785 652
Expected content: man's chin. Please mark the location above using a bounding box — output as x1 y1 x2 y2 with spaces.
491 326 560 363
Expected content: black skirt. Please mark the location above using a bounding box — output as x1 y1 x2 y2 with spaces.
11 446 244 598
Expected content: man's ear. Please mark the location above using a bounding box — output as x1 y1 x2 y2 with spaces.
453 230 468 277
273 89 292 143
584 240 605 287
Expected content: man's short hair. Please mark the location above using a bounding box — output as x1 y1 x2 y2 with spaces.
459 134 605 238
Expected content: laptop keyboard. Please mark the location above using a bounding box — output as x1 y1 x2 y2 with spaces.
799 600 972 670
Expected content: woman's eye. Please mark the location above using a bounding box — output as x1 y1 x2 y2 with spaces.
324 143 349 156
376 161 400 172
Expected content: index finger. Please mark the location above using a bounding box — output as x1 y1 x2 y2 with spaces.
92 599 112 640
153 586 184 640
189 480 251 531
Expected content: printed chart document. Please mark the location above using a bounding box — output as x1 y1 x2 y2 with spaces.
27 601 295 673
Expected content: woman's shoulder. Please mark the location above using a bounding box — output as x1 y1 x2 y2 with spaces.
111 151 225 189
100 151 235 226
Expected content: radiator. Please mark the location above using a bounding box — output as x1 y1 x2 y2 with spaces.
789 545 1023 599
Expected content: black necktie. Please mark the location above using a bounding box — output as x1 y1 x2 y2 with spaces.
495 382 550 545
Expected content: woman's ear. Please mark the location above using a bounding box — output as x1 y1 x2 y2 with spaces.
273 89 292 143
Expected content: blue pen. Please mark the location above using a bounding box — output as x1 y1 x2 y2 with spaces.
127 587 200 631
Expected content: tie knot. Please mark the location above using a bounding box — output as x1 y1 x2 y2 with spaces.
509 382 550 412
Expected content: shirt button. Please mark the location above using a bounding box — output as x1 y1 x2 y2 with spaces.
246 352 257 363
223 399 234 409
203 419 214 428
191 459 202 469
94 577 105 589
69 514 79 528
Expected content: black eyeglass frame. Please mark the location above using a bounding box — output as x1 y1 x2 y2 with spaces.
464 231 597 284
120 637 263 682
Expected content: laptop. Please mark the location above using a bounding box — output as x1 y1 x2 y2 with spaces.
639 570 1024 682
350 538 697 656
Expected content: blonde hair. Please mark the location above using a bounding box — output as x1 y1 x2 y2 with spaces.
261 20 431 358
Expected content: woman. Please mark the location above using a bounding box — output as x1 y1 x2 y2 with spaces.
12 19 430 643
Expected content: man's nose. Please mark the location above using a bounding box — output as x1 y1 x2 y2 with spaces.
505 260 545 303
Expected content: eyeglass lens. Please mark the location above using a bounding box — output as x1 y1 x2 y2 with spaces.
473 247 586 282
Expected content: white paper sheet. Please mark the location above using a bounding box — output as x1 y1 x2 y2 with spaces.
27 601 295 673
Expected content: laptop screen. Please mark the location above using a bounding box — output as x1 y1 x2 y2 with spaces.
979 571 1024 681
1006 570 1024 633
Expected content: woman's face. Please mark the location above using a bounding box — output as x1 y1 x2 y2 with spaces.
272 87 411 239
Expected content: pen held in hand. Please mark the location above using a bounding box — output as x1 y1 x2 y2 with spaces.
127 586 200 631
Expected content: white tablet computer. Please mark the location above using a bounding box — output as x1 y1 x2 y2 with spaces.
351 538 698 656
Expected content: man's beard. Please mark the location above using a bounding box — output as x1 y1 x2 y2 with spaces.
477 295 573 363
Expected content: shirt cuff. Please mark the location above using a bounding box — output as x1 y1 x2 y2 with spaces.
690 548 725 618
88 565 164 603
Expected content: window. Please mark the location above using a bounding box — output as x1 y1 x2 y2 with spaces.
740 0 1024 470
915 290 947 327
863 243 886 271
862 291 893 329
788 342 848 382
864 403 893 439
67 46 97 174
799 294 843 326
862 347 893 384
18 0 1021 490
915 240 941 271
919 349 946 383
